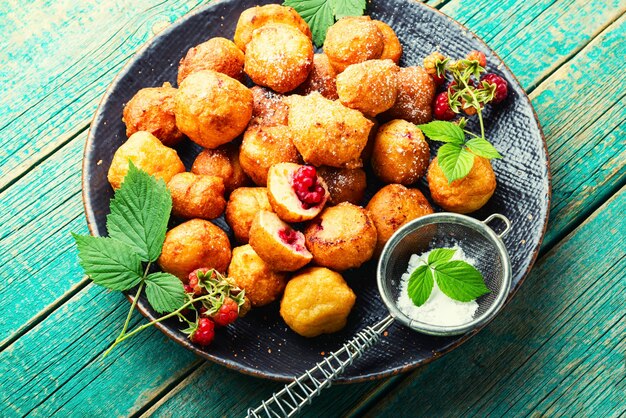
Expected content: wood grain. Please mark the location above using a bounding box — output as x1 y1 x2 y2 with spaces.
0 0 624 416
358 187 625 418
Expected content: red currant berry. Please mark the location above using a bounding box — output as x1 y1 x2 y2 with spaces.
481 73 508 104
191 317 215 346
434 92 456 120
212 298 239 327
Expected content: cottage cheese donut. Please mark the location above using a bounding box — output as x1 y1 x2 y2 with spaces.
374 20 402 64
295 53 338 100
324 16 384 73
317 166 367 206
225 187 272 244
177 37 244 84
191 144 251 195
382 66 435 124
167 173 226 220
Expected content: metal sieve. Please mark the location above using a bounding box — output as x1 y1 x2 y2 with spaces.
247 213 512 418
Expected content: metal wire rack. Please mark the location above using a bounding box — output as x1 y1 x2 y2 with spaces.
246 315 395 418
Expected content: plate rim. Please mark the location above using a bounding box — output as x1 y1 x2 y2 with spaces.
81 0 552 383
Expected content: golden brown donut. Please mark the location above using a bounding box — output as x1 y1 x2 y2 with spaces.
244 23 313 93
295 53 338 100
167 173 226 220
317 166 367 206
249 210 312 271
177 37 244 84
324 16 384 73
107 131 185 190
249 86 290 127
158 219 231 280
360 116 379 161
191 144 251 194
122 83 183 147
427 156 496 213
287 93 373 168
239 124 301 186
371 119 430 185
267 163 329 223
304 203 377 271
373 20 402 64
174 70 252 148
382 66 435 125
280 267 356 337
366 184 434 254
336 59 399 117
228 244 287 307
225 187 272 244
234 4 312 52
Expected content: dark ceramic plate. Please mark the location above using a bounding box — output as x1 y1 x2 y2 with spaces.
83 0 550 382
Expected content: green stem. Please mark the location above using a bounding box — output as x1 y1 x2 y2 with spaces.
477 110 486 140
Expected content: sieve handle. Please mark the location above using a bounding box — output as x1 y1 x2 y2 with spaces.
483 213 512 238
246 315 395 418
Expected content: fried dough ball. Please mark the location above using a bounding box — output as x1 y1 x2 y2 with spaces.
249 210 312 272
382 66 435 124
122 83 183 147
336 59 399 117
250 86 290 127
324 16 384 73
280 267 356 337
304 203 377 271
174 70 253 148
360 116 379 161
228 245 287 307
374 20 402 64
371 119 430 185
167 173 226 220
158 219 231 280
287 93 373 168
225 187 272 243
295 53 338 100
317 166 367 206
234 4 312 52
427 156 496 213
107 131 185 190
267 163 330 223
245 24 313 93
191 144 251 194
366 184 434 254
177 37 244 85
239 125 301 186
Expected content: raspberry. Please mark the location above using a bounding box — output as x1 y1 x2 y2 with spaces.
191 317 215 346
466 50 487 68
482 73 508 103
278 227 299 245
424 52 446 85
212 298 239 327
434 92 456 120
292 166 325 209
187 268 210 296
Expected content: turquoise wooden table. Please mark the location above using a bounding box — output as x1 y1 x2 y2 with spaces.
1 0 625 416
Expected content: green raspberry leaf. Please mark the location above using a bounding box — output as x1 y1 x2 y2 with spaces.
434 260 490 302
284 0 335 47
437 143 475 183
72 234 143 291
418 121 465 144
106 161 172 262
331 0 366 19
466 137 503 159
145 272 186 314
407 265 434 307
428 248 456 267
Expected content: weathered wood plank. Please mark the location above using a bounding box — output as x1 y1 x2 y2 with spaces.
358 188 625 417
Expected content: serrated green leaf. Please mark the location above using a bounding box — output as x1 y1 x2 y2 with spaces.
434 260 490 302
284 0 334 46
331 0 366 19
418 121 465 144
72 233 143 291
407 265 434 307
106 161 172 262
145 272 186 314
437 143 475 183
428 248 456 267
466 138 502 159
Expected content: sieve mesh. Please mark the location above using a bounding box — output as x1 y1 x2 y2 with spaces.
378 213 512 336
